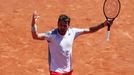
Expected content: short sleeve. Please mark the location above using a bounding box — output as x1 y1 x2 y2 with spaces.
44 29 58 41
44 31 52 41
72 28 89 38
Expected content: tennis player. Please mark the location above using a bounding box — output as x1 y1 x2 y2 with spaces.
31 11 112 75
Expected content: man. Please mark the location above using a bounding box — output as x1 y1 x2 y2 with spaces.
31 11 112 75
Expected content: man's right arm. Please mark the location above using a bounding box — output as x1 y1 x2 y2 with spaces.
31 11 46 40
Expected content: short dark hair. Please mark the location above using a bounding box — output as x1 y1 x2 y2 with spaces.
58 14 70 25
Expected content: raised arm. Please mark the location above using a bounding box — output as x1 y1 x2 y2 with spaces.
81 19 113 34
31 11 46 40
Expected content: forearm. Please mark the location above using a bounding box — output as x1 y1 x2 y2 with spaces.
31 11 46 40
31 23 39 39
89 22 106 33
31 23 46 40
31 11 40 39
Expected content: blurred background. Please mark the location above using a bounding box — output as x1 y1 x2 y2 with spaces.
0 0 134 75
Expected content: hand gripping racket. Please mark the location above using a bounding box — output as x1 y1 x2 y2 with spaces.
103 0 121 41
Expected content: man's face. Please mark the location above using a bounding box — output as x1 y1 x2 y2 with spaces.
58 22 70 35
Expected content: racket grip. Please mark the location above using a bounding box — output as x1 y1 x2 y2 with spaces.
106 31 110 41
106 23 111 41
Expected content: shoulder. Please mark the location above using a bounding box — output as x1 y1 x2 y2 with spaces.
51 28 58 35
69 28 79 31
45 28 58 35
44 28 58 41
69 28 85 33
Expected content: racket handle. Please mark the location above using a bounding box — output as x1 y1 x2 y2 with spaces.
106 31 110 41
106 25 111 41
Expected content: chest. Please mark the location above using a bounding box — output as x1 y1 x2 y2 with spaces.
51 32 75 49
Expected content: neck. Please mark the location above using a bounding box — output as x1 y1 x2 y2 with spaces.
58 29 66 36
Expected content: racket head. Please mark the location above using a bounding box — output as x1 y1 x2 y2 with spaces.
103 0 121 20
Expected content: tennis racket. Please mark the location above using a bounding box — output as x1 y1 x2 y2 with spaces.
103 0 121 41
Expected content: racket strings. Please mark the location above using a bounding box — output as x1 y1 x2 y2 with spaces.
104 0 120 18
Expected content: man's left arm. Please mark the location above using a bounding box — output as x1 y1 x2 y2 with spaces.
82 20 113 34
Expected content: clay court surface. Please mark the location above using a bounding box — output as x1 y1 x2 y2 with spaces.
0 0 134 75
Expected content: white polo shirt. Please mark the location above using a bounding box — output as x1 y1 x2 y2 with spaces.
44 28 88 73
